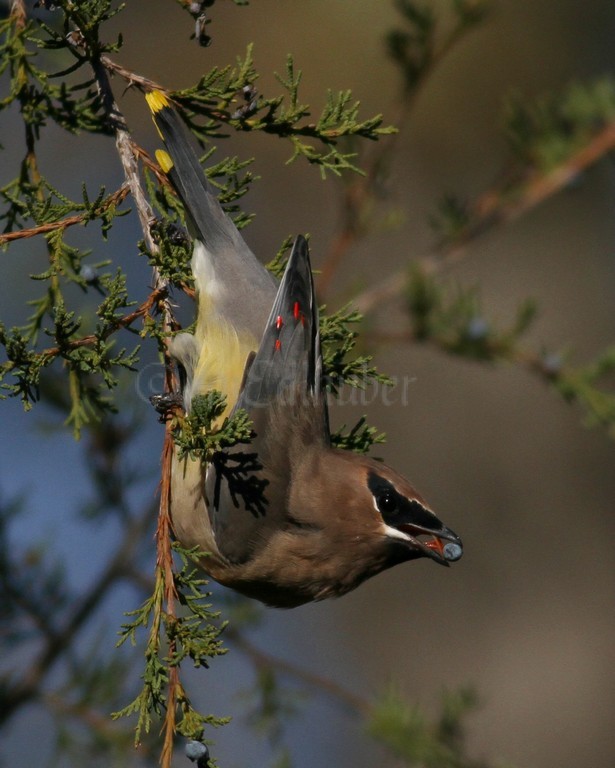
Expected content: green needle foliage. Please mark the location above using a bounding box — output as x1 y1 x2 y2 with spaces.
1 1 614 767
114 543 230 744
405 264 615 437
405 265 538 358
173 45 396 178
386 0 490 95
367 686 488 768
503 78 615 171
175 390 254 461
321 304 393 394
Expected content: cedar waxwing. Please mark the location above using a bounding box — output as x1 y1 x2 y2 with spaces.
146 91 463 608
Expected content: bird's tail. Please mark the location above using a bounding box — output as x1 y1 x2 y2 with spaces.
146 89 236 254
145 90 276 414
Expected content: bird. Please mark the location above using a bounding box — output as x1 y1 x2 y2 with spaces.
146 90 463 608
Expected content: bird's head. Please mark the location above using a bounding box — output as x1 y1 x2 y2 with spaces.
309 451 463 570
365 464 463 566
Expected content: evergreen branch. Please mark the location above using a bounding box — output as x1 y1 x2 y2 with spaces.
0 4 158 429
330 416 387 454
0 184 130 245
1 3 606 765
113 443 229 758
174 390 254 462
320 303 392 395
353 114 615 316
101 54 165 94
157 433 179 766
225 626 369 717
68 12 209 765
0 286 164 418
0 500 152 727
317 0 491 294
45 692 142 750
364 270 615 437
98 45 394 176
367 684 489 768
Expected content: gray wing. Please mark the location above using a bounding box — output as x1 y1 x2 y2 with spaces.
206 236 330 563
235 234 320 411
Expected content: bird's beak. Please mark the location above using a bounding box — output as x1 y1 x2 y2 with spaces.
397 522 463 566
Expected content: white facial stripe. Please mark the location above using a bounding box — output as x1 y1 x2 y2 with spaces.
382 523 412 543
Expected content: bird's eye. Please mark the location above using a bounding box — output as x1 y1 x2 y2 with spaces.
377 491 398 513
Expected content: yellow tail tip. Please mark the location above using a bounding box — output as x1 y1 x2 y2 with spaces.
155 149 174 174
145 89 170 114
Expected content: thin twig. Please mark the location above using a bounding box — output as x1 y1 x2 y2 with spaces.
317 14 479 296
0 286 168 371
225 627 370 718
87 34 183 768
0 503 154 726
10 0 26 28
157 430 180 765
354 118 615 316
101 55 165 94
363 328 563 391
0 185 130 245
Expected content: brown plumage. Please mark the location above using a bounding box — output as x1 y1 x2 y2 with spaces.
147 90 463 608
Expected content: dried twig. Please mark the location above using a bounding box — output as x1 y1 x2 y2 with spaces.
225 627 370 718
88 36 183 768
0 185 131 246
354 118 615 316
0 503 153 726
317 15 477 296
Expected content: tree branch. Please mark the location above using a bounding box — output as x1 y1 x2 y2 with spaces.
353 117 615 316
0 503 154 726
0 185 130 246
226 627 370 718
317 7 485 296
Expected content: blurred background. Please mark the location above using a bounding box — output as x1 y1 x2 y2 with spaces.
1 1 614 767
